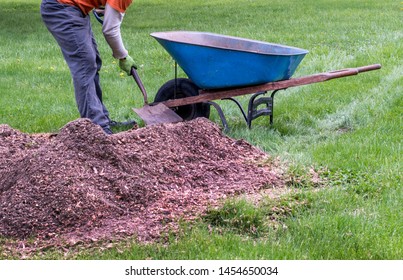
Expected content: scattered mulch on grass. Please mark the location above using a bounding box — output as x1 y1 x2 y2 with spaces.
0 118 285 254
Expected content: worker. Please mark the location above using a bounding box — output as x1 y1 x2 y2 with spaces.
40 0 136 134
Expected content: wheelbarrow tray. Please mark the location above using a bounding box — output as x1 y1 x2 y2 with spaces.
151 31 308 89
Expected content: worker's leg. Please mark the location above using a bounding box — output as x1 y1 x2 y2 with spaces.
40 0 112 134
91 34 110 118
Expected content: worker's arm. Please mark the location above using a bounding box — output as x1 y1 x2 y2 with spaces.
102 3 136 75
102 3 128 59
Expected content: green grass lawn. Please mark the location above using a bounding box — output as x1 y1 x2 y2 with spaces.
0 0 401 259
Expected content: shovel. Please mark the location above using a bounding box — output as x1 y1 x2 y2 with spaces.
131 67 183 125
91 11 181 126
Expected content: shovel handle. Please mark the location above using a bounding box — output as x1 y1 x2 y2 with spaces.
131 67 148 105
92 9 104 25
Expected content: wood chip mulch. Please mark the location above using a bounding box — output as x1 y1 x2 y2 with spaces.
0 118 284 253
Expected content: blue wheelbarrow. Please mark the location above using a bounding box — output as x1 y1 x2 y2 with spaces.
132 31 381 129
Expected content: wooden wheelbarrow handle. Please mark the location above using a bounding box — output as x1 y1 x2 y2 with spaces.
357 64 382 73
162 64 382 108
326 64 381 79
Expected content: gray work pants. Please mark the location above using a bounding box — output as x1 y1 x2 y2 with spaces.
40 0 111 134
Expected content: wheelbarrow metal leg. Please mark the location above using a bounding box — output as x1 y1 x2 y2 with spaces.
222 97 248 124
246 89 283 128
207 101 229 132
247 91 272 128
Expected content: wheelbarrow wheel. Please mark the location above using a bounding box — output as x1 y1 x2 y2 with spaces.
154 78 210 121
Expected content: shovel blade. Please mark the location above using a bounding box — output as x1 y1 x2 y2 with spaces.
133 103 183 126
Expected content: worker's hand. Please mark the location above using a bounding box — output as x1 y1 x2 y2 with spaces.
119 55 137 76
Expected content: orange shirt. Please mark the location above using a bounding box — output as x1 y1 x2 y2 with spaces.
58 0 133 14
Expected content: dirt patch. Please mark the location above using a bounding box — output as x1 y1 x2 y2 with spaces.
0 118 284 253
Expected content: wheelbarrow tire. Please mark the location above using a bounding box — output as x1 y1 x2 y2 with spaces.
154 78 210 121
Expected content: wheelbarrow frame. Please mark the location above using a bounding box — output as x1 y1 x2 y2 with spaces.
146 63 381 130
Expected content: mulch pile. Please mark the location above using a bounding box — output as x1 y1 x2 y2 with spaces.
0 118 283 251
